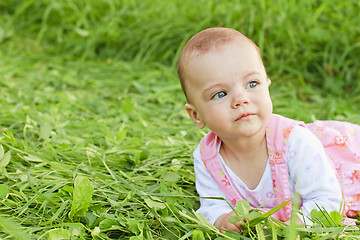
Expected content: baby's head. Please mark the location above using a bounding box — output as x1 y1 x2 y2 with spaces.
176 27 272 135
177 27 266 103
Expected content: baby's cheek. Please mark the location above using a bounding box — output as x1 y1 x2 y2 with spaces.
206 116 226 131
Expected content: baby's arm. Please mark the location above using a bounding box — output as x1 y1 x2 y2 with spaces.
193 145 242 232
287 126 342 224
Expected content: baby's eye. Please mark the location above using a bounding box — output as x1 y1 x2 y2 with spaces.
212 91 227 99
246 81 259 89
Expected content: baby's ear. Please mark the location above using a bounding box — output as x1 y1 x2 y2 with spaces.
185 103 206 129
267 78 271 86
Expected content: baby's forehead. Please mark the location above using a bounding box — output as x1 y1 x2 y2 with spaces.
184 38 259 73
185 33 250 58
184 33 259 67
178 28 257 71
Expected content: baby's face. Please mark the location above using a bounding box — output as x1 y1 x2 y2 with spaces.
184 40 273 140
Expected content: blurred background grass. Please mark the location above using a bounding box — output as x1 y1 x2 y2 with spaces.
0 0 360 239
1 0 360 120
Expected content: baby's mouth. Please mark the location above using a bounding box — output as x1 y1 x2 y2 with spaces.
235 113 254 121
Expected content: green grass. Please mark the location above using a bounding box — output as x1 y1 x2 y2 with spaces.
0 0 360 239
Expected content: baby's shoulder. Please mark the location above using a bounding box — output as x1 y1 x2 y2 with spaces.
287 124 324 149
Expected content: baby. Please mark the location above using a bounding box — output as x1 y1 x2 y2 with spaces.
177 27 360 233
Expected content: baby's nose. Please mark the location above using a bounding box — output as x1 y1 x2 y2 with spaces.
231 91 249 108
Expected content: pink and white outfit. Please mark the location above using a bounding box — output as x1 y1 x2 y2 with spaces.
194 114 360 225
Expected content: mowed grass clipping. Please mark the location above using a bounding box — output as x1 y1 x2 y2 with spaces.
1 0 360 239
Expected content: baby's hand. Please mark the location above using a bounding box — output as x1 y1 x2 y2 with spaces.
214 211 243 234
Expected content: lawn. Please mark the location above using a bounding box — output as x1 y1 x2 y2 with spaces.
0 0 360 239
